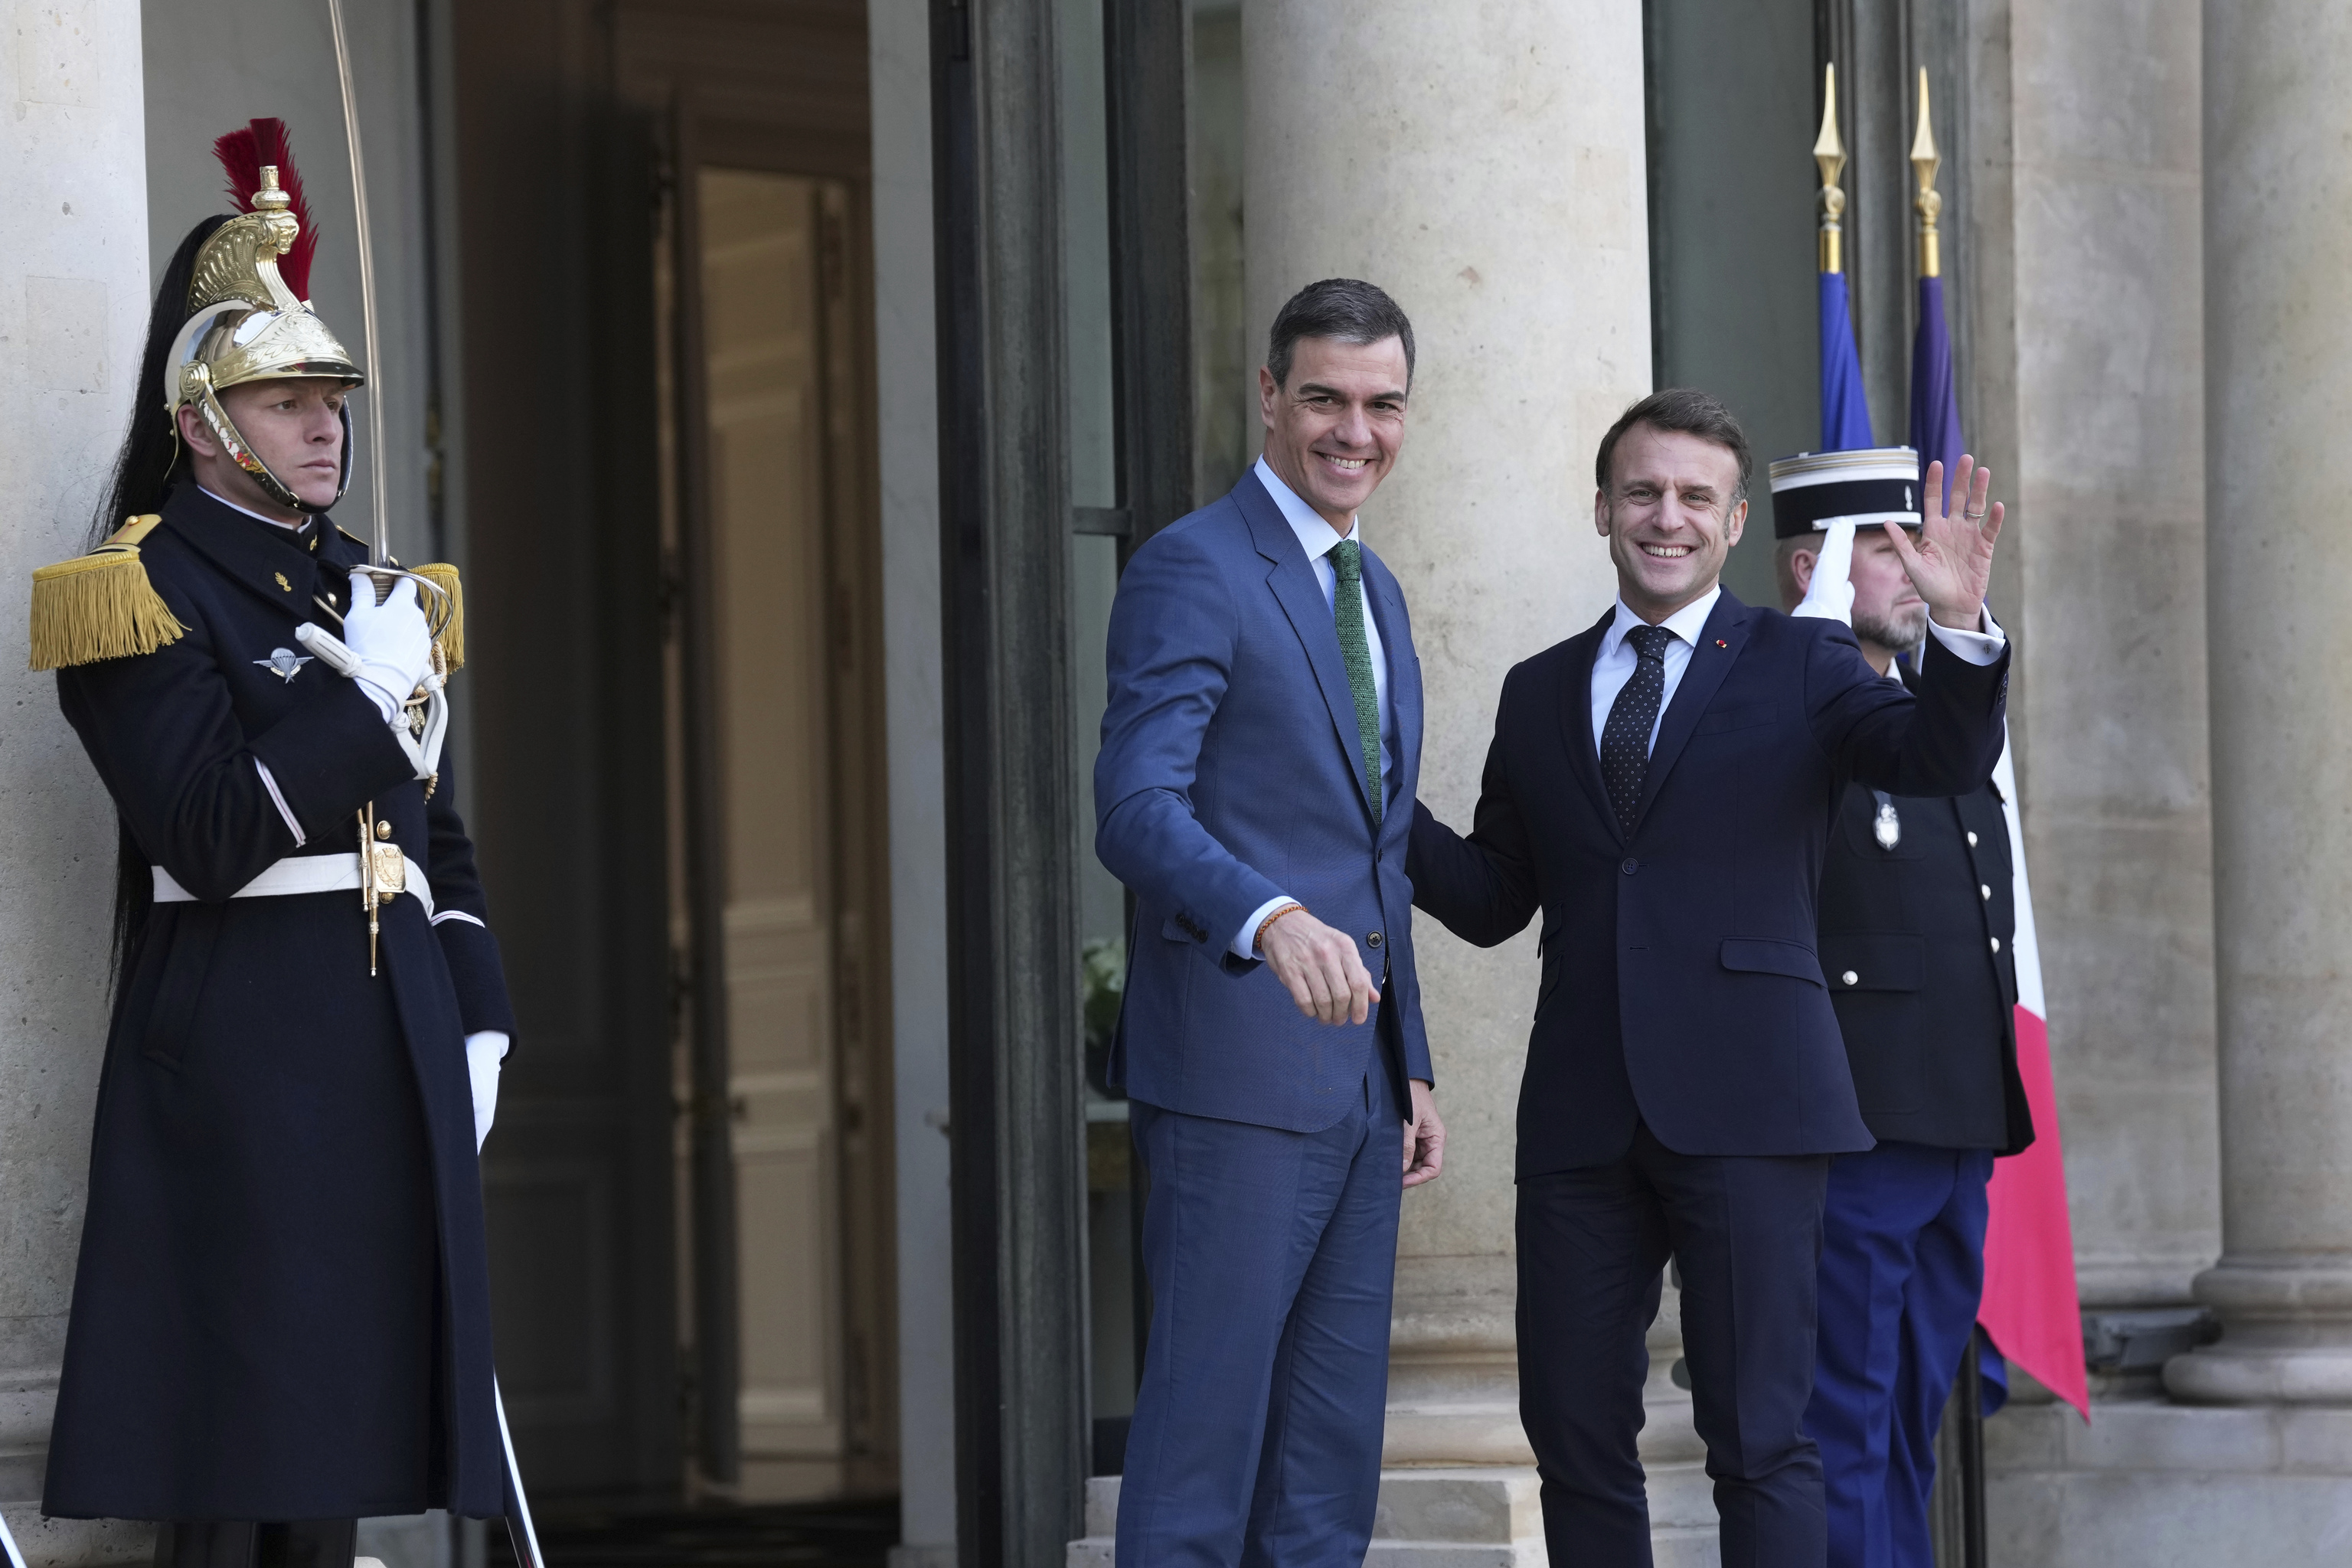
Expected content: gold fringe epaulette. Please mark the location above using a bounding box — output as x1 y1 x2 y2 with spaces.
412 562 465 671
28 515 187 671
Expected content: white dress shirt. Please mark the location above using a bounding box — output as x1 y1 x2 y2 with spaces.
1589 588 2008 754
1232 456 1396 958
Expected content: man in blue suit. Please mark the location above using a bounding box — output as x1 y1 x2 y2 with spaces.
1096 278 1447 1566
1408 390 2010 1566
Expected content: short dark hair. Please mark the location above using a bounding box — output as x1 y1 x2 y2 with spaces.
1266 278 1416 390
1594 387 1753 501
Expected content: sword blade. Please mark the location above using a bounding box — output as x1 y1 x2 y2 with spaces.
495 1376 547 1568
325 0 390 567
0 1508 28 1568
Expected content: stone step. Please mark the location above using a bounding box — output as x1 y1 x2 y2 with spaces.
1070 1465 1721 1565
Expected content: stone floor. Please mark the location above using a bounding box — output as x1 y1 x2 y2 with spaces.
1984 1396 2352 1566
1068 1468 1720 1566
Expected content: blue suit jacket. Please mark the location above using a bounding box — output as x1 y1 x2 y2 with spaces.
1409 591 2011 1174
1095 471 1431 1132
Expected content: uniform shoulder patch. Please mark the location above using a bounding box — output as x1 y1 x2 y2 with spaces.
28 514 188 671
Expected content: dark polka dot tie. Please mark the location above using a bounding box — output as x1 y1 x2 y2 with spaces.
1601 624 1676 835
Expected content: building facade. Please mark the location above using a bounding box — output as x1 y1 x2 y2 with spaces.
0 2 2343 1564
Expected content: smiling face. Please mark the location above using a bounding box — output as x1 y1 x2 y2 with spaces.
1258 335 1410 530
1595 423 1747 622
178 377 348 520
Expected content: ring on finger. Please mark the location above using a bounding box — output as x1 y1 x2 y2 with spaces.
1964 508 1986 521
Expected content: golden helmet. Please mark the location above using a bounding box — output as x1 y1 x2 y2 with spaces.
165 120 364 512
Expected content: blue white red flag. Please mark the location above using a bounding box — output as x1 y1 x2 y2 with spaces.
1912 264 2092 1419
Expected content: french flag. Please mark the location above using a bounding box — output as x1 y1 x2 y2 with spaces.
1913 270 2091 1419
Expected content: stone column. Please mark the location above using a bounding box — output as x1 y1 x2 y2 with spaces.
0 3 162 1563
1242 3 1710 1554
1998 0 2218 1329
2166 2 2352 1406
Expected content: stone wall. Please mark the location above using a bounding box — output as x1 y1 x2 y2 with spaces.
0 3 159 1562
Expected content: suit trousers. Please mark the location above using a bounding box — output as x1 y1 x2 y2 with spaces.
1517 1122 1831 1566
158 1520 358 1568
1116 1042 1403 1567
1805 1142 1994 1568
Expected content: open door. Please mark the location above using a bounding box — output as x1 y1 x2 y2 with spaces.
665 132 897 1504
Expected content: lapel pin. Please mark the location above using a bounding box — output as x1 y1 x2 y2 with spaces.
1714 639 1727 648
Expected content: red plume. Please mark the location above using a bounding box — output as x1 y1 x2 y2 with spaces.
212 117 318 301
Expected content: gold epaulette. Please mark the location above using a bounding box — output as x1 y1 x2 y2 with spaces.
28 515 188 671
411 562 465 671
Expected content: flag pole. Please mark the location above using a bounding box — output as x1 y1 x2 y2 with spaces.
1814 64 1873 450
1911 67 1942 281
1815 64 1847 275
1910 64 1988 1565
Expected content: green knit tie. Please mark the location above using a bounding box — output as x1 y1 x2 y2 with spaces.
1329 539 1382 822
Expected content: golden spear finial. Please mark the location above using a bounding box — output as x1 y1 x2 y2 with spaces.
1815 64 1848 274
1911 67 1942 279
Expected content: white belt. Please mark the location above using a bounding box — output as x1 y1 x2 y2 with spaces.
152 856 436 919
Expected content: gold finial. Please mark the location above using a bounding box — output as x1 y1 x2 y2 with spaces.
1815 65 1848 274
253 165 292 213
1911 67 1942 279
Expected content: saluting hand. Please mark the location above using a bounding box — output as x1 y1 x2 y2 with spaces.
1259 906 1380 1026
1885 455 2005 631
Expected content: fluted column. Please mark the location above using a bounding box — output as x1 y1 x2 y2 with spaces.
0 4 163 1563
1240 0 1677 1472
2167 2 2352 1404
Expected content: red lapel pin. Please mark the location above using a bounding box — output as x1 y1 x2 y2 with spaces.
1714 639 1728 648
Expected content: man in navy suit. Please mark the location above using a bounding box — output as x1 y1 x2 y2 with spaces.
1096 278 1448 1565
1408 389 2010 1566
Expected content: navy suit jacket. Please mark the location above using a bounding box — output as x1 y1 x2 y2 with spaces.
1096 470 1431 1132
1409 590 2010 1175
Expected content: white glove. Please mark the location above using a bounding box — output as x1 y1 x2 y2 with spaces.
1791 518 1857 626
467 1030 508 1152
341 571 433 719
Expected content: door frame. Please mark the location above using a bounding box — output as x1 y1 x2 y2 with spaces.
930 0 1196 1556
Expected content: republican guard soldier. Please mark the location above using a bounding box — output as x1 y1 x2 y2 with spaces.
30 121 514 1566
1773 449 2035 1568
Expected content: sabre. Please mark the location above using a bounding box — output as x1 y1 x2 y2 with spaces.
323 0 450 632
325 8 528 1559
0 1509 28 1568
324 0 387 570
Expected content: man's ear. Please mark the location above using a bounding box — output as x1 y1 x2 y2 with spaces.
1791 547 1817 594
1258 364 1279 431
1593 488 1611 538
1725 496 1748 547
176 403 218 459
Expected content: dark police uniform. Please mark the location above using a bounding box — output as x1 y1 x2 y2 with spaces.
1804 665 2034 1568
40 484 512 1523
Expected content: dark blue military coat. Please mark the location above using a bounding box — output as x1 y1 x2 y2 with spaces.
1815 669 2034 1157
41 484 514 1521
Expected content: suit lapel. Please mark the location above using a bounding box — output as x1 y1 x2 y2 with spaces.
1238 471 1377 819
1554 608 1620 838
1632 590 1753 826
